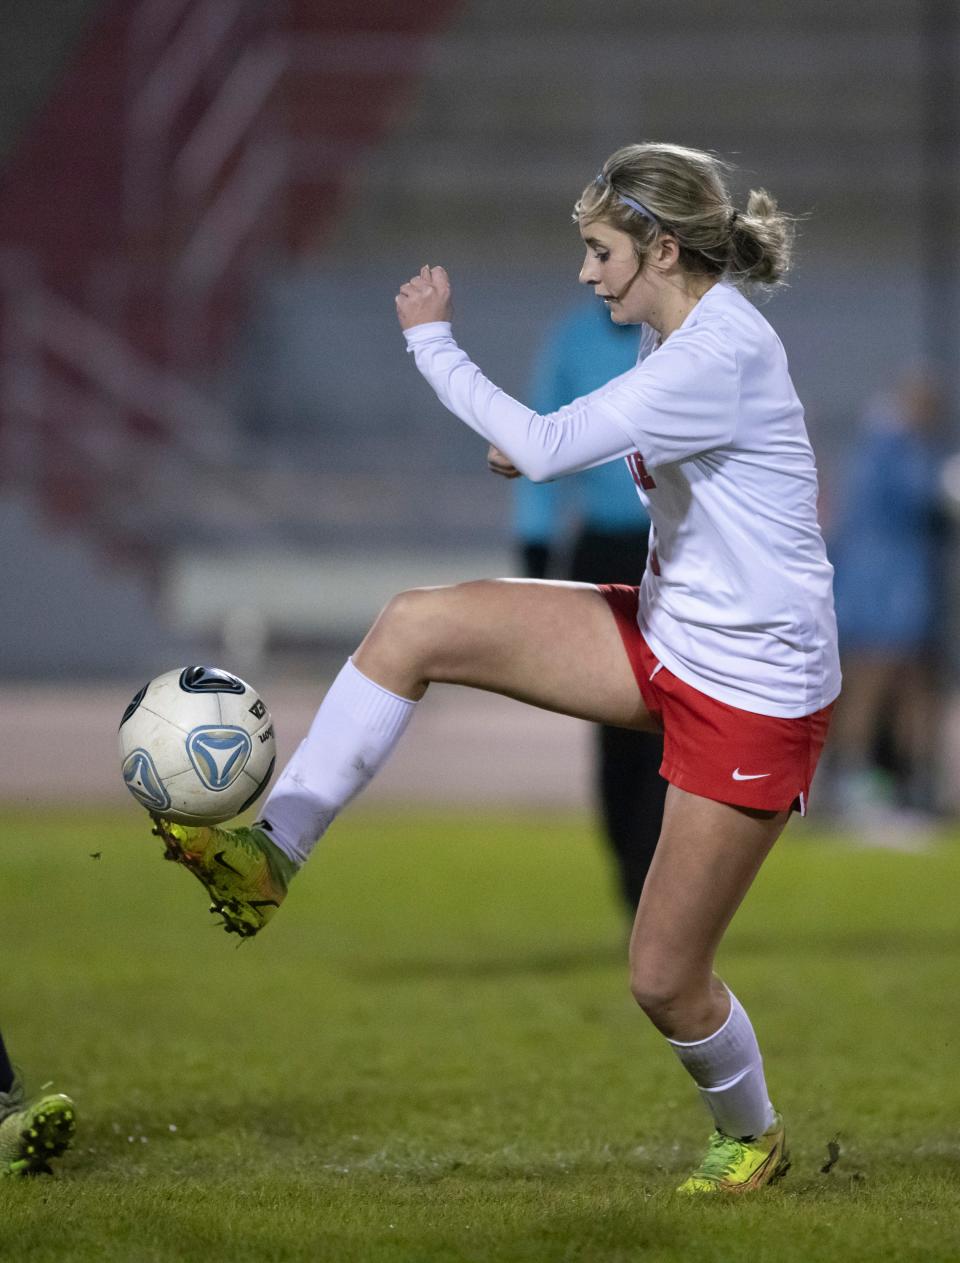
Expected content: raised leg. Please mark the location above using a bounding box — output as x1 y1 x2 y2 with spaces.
353 578 656 727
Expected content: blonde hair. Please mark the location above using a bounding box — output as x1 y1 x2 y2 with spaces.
574 142 794 288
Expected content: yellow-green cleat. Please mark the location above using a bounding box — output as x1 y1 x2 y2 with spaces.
676 1113 789 1194
0 1078 76 1177
151 817 298 938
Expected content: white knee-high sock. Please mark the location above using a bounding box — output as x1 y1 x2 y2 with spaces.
257 658 416 865
667 990 776 1139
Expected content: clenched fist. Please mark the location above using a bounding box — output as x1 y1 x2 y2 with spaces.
396 265 452 330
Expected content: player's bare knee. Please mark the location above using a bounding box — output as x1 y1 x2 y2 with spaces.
628 958 688 1024
369 586 457 663
379 586 433 628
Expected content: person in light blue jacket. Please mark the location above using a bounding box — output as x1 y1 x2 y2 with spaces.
829 370 948 815
514 299 667 911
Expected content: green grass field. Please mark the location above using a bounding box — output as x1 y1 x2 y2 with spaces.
1 805 959 1261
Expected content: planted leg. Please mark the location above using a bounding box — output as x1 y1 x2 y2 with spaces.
627 786 792 1191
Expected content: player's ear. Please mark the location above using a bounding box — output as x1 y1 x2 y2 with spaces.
653 233 680 270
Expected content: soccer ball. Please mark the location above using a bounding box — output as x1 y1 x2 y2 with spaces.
118 665 276 825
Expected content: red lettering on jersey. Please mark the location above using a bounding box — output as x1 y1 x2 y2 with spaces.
649 547 661 576
627 451 657 490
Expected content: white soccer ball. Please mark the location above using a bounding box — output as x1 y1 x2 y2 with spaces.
118 665 277 825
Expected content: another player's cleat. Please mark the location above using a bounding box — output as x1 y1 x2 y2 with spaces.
0 1078 76 1177
151 817 298 938
676 1113 789 1194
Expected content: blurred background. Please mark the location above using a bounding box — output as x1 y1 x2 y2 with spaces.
1 0 959 831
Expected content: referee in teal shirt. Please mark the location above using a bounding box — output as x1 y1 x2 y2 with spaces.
514 299 667 912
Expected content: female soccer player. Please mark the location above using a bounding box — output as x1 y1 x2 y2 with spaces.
154 142 840 1194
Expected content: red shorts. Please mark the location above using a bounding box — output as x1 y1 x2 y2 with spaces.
600 584 834 814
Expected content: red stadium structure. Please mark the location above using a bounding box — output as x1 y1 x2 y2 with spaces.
0 0 459 573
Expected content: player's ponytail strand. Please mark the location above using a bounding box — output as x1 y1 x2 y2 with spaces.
727 189 794 286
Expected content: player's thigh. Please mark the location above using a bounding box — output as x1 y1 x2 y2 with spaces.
629 785 789 996
363 578 655 729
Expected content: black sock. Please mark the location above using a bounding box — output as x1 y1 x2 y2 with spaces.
0 1029 15 1093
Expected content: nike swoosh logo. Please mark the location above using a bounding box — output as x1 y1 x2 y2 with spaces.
732 768 771 781
213 850 243 876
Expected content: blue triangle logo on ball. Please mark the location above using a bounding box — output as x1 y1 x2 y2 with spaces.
122 749 171 812
187 726 252 791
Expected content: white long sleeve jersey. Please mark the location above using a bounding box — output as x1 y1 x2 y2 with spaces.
404 281 840 718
